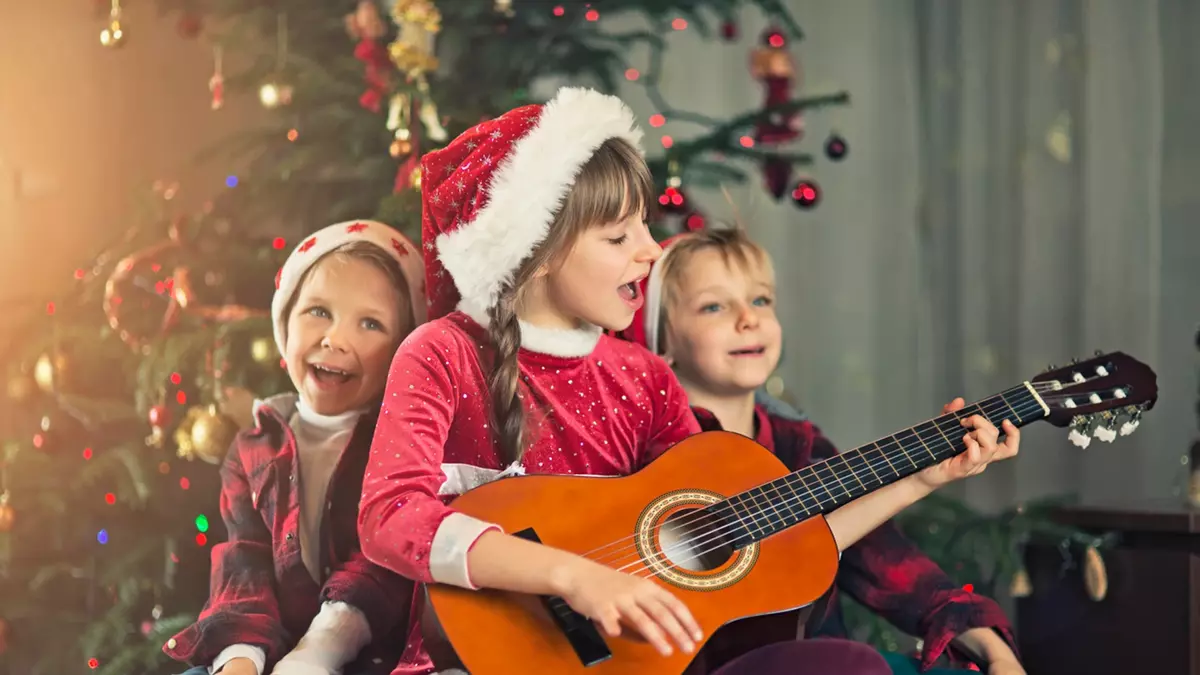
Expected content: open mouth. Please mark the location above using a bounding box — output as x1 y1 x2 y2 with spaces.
729 347 766 357
309 363 354 385
617 275 646 310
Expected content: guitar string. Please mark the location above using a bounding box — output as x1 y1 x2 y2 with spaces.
614 396 1046 578
624 391 1135 581
582 391 1043 568
592 388 1126 578
577 377 1113 567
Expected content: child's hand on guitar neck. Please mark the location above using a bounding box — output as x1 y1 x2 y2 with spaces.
915 397 1021 489
550 556 703 658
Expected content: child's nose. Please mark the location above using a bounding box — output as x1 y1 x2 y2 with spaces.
320 323 350 351
736 305 760 329
636 228 663 263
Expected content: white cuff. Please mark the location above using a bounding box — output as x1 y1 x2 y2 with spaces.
211 644 266 675
429 512 501 589
275 601 371 671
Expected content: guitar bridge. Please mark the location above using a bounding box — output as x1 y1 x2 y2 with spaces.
514 528 613 667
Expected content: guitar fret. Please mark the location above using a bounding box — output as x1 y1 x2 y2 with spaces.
721 385 1051 546
843 454 867 490
873 441 898 476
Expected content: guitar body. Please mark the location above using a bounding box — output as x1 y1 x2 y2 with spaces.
426 431 840 675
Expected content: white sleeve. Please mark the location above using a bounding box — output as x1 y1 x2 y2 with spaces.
271 601 372 671
211 644 266 675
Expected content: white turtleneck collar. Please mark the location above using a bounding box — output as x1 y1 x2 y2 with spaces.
294 398 365 435
458 301 603 358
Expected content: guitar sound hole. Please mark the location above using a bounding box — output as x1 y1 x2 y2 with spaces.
656 507 734 572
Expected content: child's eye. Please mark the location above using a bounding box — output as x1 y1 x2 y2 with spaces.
753 296 773 307
361 318 386 332
699 303 721 313
607 235 628 245
307 306 330 319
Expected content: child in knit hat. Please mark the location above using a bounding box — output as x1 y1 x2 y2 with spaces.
165 220 426 675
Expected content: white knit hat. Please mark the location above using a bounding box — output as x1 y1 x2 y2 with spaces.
271 219 426 355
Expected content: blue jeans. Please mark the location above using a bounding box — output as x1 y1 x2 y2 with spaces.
178 668 209 675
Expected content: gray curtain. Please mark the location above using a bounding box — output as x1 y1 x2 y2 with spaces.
604 0 1198 509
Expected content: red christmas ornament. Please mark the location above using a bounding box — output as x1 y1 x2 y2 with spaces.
825 133 848 160
148 404 170 429
683 211 707 232
750 28 803 146
791 179 820 209
346 0 392 113
656 186 687 215
762 157 792 201
721 20 738 41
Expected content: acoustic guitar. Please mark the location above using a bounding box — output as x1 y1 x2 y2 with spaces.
426 352 1157 674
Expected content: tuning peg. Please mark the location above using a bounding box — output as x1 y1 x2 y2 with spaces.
1092 412 1117 442
1119 409 1142 436
1068 416 1092 449
1094 349 1104 356
1047 363 1058 371
1069 428 1092 448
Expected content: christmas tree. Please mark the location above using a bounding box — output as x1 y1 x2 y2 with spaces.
0 1 851 672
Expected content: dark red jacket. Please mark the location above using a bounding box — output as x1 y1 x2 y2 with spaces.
692 405 1017 672
163 395 416 674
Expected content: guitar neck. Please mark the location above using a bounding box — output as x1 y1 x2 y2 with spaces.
719 383 1049 548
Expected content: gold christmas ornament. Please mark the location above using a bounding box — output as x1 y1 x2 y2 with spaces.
750 46 800 81
176 405 237 464
100 1 127 48
0 492 14 533
250 336 277 365
389 0 441 77
1083 545 1108 602
190 405 238 464
33 352 67 394
390 137 414 159
259 13 293 109
1009 567 1032 598
409 165 423 191
259 79 294 109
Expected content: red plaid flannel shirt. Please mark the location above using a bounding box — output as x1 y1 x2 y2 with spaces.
692 406 1017 671
163 397 417 674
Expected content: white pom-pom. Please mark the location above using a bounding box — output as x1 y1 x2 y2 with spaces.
1120 420 1139 436
1095 426 1117 443
1069 428 1092 448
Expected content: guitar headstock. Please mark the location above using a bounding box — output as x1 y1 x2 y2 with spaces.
1030 351 1158 449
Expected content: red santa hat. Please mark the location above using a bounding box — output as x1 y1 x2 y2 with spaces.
271 219 426 355
616 233 689 355
420 86 644 323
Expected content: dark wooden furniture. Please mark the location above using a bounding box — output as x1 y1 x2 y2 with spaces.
1017 499 1200 675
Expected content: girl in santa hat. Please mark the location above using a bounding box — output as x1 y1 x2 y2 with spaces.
355 87 949 675
618 227 1025 675
165 221 426 675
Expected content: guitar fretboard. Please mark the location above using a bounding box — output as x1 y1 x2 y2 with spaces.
713 384 1046 549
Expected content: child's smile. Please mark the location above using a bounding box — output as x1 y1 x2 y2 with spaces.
284 257 409 415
